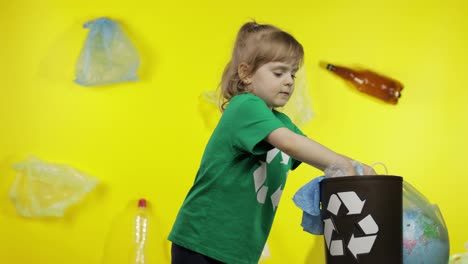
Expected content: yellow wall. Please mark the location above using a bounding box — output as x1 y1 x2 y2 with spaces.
1 0 467 263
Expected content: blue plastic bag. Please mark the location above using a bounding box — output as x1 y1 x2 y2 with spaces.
74 17 140 86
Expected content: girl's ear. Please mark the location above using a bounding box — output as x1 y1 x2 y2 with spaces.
238 63 252 83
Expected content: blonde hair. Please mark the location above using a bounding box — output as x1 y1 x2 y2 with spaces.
219 21 304 111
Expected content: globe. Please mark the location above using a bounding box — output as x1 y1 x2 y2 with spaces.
403 182 450 264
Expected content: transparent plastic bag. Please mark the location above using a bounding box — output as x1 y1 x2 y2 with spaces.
449 243 468 264
74 17 140 86
198 90 221 130
403 180 448 233
403 180 450 262
259 242 271 262
278 67 315 127
199 67 314 130
9 156 98 218
324 161 381 178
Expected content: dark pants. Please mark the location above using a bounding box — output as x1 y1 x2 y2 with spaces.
171 243 225 264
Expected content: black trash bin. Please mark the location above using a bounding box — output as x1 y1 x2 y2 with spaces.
320 175 403 264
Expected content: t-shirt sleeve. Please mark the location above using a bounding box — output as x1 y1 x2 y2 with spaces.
229 97 285 155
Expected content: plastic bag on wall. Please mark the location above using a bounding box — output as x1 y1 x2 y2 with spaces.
449 243 468 264
74 17 140 86
199 67 314 130
9 156 98 218
279 67 315 127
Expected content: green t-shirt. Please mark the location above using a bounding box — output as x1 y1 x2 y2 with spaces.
169 93 304 264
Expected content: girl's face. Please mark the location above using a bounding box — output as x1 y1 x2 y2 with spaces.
247 61 298 109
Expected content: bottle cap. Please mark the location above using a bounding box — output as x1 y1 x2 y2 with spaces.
138 198 147 208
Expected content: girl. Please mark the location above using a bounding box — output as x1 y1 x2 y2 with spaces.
169 21 376 264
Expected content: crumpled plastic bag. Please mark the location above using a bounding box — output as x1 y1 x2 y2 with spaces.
279 67 315 127
198 90 221 130
74 17 140 86
324 161 384 178
450 243 468 264
199 67 314 130
260 242 270 261
9 156 99 218
403 180 450 263
403 180 448 230
324 161 364 178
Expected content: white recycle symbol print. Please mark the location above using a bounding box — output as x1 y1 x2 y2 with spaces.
253 148 289 210
324 191 379 260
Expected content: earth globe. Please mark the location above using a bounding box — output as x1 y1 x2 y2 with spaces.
403 181 450 263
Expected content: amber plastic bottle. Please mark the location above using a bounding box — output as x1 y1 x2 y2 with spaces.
325 63 403 104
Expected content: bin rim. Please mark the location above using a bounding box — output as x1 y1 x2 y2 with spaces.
321 175 402 183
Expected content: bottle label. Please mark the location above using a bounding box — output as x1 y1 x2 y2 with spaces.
353 77 364 84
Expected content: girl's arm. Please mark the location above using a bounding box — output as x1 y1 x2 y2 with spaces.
265 127 375 175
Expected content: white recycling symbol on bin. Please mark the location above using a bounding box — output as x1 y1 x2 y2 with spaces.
323 191 379 260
